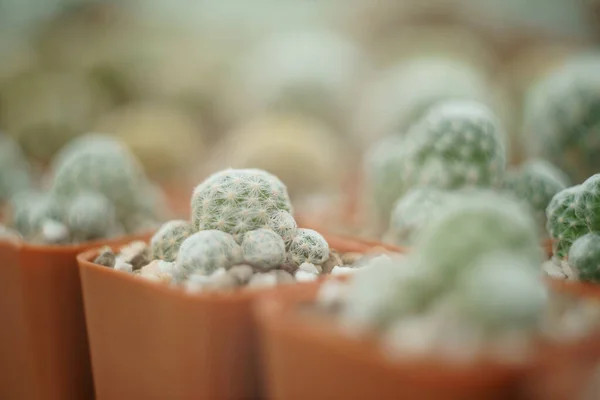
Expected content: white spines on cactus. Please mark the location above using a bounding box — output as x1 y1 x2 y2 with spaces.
175 230 243 278
50 133 127 171
523 55 600 184
568 232 600 283
455 253 548 329
413 190 542 289
150 220 195 262
402 100 506 192
66 191 117 242
266 210 298 248
241 228 286 270
50 137 146 223
287 228 330 266
191 168 293 243
9 191 64 239
0 132 32 201
504 159 569 231
386 187 449 247
546 185 588 258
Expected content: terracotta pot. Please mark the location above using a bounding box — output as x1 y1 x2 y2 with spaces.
256 282 600 400
0 233 151 400
77 234 400 400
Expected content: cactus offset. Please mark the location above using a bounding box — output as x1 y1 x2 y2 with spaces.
175 230 243 278
9 191 64 239
241 228 286 270
287 228 330 266
568 233 600 283
266 210 297 248
150 220 195 262
66 191 117 242
191 168 292 242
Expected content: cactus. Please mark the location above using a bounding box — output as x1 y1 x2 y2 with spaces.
9 191 64 239
50 138 147 223
241 228 286 270
455 253 548 329
402 100 506 193
287 228 330 266
50 133 127 171
386 187 449 246
191 168 293 243
523 55 600 183
266 210 298 248
0 133 32 201
504 159 569 231
66 191 117 242
175 230 243 278
568 233 600 283
150 220 195 262
545 175 600 258
414 190 542 289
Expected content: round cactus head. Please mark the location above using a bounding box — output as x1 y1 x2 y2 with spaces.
175 230 243 278
0 132 32 201
455 252 548 330
568 232 600 283
504 159 569 231
387 187 449 247
287 228 330 266
266 210 298 248
150 220 195 262
413 190 542 287
50 138 146 222
241 228 286 270
402 100 506 192
9 190 64 239
546 184 593 258
50 133 127 170
66 191 117 242
191 168 293 242
523 55 600 183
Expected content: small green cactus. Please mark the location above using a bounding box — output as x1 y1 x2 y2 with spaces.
175 230 243 278
455 253 548 329
546 174 600 258
504 159 569 231
241 228 286 270
9 191 64 239
191 168 293 243
287 228 330 266
66 191 117 242
523 55 600 184
386 187 449 246
266 210 298 248
0 133 32 201
568 232 600 283
150 220 195 262
402 100 506 192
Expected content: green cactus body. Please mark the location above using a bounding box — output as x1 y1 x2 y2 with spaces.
576 174 600 232
66 191 117 241
287 228 329 266
9 191 64 239
403 100 506 192
241 228 286 270
524 57 600 183
387 187 449 247
414 190 542 290
191 168 293 243
50 133 127 171
150 220 195 262
51 143 146 222
455 253 548 329
546 185 590 258
266 210 298 248
504 159 569 231
175 230 243 278
0 133 32 201
568 232 600 283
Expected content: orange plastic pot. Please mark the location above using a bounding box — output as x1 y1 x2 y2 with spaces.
0 233 151 400
77 234 401 400
256 282 600 400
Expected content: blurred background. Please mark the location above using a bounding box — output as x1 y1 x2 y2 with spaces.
0 0 598 232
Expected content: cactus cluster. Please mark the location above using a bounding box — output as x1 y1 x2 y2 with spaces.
364 100 507 231
150 220 195 262
5 133 167 244
340 190 546 335
504 159 569 232
523 55 600 184
546 174 600 259
0 133 33 202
